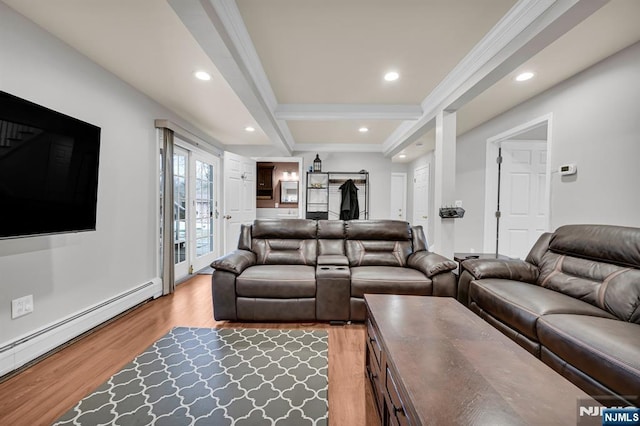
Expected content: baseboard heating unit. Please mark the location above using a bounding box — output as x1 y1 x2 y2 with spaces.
0 278 162 377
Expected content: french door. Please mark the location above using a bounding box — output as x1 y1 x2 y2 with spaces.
173 145 220 280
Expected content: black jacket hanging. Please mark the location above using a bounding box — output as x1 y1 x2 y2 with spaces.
339 179 359 220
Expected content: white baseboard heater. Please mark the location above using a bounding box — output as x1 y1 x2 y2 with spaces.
0 278 162 377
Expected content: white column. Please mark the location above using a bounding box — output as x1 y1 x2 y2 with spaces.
432 110 456 259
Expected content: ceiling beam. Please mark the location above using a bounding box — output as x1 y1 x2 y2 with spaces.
293 143 383 153
275 104 423 121
383 0 609 158
169 0 294 155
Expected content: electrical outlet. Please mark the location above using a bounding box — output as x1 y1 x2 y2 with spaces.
455 200 463 208
11 295 34 319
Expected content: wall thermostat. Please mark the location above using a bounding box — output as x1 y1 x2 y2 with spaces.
559 163 577 176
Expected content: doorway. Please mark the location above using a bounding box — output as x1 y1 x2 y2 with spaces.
223 151 256 255
173 143 221 281
483 114 552 258
390 173 407 220
413 164 430 243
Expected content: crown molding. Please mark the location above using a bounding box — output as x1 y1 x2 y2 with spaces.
293 143 384 153
275 104 423 121
169 0 294 154
383 0 608 157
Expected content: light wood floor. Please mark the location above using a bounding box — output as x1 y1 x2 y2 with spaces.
0 274 380 426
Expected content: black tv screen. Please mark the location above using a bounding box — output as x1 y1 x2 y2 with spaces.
0 91 100 239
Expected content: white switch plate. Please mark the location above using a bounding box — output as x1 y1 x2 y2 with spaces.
11 295 34 319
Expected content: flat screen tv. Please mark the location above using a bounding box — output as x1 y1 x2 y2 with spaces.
0 91 101 239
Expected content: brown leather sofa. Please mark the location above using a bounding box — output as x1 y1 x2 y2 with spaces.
211 219 457 322
458 224 640 406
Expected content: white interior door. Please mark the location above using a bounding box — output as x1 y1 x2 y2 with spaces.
223 151 256 254
390 173 407 220
499 141 547 259
413 164 430 243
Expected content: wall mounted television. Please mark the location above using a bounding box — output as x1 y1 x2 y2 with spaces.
0 91 101 239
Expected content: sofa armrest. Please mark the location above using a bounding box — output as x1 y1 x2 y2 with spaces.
407 251 457 278
461 258 538 283
211 250 256 275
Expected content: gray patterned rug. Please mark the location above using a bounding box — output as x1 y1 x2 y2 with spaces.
54 327 328 425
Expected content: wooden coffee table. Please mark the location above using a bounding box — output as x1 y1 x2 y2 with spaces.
365 294 601 425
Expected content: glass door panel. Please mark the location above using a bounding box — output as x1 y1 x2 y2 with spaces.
173 148 189 278
192 156 217 271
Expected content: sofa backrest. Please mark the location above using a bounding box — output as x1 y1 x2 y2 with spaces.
250 219 318 265
534 224 640 323
317 220 345 256
345 220 413 267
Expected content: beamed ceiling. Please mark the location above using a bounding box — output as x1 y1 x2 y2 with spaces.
4 0 640 162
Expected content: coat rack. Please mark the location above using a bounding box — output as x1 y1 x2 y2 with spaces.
305 171 370 220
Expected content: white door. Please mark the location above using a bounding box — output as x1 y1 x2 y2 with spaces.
499 141 547 259
173 146 221 280
223 151 256 254
413 164 430 243
190 153 220 272
390 173 407 220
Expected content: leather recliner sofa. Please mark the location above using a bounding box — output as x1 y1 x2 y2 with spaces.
211 219 457 322
458 224 640 406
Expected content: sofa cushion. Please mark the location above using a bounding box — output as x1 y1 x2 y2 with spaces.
345 220 411 240
537 314 640 398
346 240 412 267
550 224 640 269
469 279 616 341
537 252 640 323
350 266 431 297
252 219 317 239
236 265 316 298
252 239 317 265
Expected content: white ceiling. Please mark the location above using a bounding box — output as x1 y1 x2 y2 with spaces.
4 0 640 163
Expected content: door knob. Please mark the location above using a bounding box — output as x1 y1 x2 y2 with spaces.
223 215 232 220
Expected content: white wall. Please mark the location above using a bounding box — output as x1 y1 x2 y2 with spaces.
455 40 640 252
0 4 218 351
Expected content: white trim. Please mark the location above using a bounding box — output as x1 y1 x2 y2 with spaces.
211 0 279 112
0 279 162 377
293 143 383 153
383 0 607 157
169 0 294 154
275 104 423 121
483 113 553 253
155 119 223 156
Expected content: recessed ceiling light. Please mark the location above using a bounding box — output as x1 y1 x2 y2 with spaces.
244 126 255 132
359 127 369 133
399 154 407 159
515 71 534 82
384 71 399 82
194 70 211 81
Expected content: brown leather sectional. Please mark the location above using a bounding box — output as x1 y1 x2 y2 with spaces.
211 219 457 321
458 224 640 406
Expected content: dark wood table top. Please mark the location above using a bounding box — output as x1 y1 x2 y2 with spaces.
453 252 511 263
365 294 600 425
